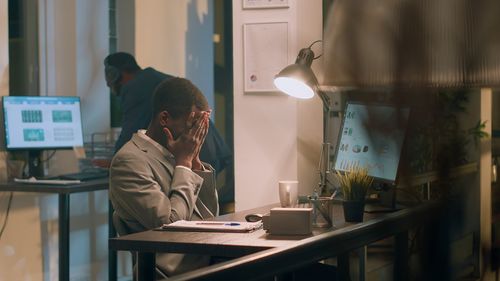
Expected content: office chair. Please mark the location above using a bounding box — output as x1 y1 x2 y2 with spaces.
112 212 169 280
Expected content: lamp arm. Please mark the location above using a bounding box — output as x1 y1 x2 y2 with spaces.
316 88 333 195
317 89 332 113
317 142 332 196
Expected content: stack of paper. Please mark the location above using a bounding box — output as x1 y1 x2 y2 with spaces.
160 220 262 233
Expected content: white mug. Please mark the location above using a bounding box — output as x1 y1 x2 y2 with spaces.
278 180 299 207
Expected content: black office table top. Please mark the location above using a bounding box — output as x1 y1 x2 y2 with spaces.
0 177 109 194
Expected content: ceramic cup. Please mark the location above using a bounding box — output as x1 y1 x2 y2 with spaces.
278 180 299 207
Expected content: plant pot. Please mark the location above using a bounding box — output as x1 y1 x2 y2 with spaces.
342 200 365 222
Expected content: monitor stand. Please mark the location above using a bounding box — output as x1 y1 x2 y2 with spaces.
27 150 45 178
365 183 399 213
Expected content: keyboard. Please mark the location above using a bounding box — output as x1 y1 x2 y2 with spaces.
14 178 81 185
58 170 109 181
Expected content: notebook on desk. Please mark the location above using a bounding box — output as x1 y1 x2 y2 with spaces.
158 220 263 233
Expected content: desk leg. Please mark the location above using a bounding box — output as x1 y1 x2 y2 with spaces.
337 253 351 281
357 246 367 281
108 202 117 281
394 231 409 281
137 252 156 281
59 194 70 281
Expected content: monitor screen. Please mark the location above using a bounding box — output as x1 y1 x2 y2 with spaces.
333 102 410 183
3 96 84 149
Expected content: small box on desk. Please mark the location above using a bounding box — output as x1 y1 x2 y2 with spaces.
262 207 312 235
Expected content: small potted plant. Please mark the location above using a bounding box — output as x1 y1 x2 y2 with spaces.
336 165 374 222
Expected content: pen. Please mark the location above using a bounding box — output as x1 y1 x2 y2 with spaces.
196 222 241 226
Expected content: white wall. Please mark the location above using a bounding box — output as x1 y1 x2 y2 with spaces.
233 0 323 211
76 0 111 139
42 1 110 279
135 0 186 76
42 0 110 177
134 0 215 112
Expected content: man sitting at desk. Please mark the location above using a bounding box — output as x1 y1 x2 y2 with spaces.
109 77 219 277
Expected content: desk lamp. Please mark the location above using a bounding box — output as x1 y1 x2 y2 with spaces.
274 40 331 111
273 40 333 196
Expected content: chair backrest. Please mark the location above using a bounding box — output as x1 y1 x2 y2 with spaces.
112 212 131 237
112 212 169 280
112 212 140 279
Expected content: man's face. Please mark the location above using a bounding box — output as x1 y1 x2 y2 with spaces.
167 106 210 140
105 76 122 96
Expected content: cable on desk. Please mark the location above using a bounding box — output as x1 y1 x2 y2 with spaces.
40 150 57 162
0 192 14 240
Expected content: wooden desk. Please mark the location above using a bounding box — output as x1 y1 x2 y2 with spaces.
0 178 109 281
109 202 439 280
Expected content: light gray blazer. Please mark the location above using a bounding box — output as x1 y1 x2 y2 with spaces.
109 133 219 276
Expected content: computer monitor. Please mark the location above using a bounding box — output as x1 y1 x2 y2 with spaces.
333 102 410 184
3 96 84 149
2 96 84 177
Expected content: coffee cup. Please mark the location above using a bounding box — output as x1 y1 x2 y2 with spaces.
278 180 299 207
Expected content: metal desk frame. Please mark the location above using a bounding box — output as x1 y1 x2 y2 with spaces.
0 178 110 281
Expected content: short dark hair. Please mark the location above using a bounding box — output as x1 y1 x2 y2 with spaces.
152 77 209 118
104 52 141 73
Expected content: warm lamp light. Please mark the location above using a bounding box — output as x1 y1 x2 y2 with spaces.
273 42 320 100
274 40 331 112
273 77 315 99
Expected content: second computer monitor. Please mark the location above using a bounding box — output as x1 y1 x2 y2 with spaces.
333 102 410 183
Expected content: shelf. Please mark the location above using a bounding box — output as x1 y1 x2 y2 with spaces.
398 162 478 188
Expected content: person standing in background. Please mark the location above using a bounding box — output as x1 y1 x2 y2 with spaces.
104 52 172 152
103 52 231 174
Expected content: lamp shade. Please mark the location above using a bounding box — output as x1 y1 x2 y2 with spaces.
274 47 319 99
274 64 318 99
323 0 500 88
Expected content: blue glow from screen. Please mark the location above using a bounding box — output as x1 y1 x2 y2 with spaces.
3 96 84 149
333 103 410 183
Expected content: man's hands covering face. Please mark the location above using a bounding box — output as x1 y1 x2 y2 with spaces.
163 111 210 170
